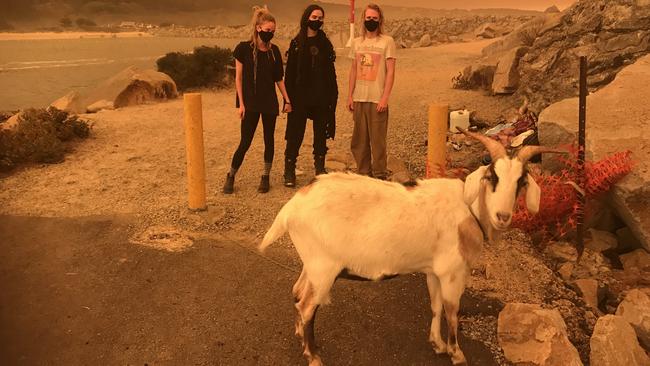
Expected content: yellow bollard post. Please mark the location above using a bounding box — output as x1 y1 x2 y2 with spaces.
427 103 448 178
183 93 207 211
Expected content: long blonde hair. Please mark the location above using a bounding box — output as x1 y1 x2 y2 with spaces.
249 6 276 88
361 3 385 39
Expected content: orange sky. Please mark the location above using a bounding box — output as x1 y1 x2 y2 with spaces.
326 0 576 11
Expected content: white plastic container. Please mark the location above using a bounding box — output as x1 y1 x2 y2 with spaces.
449 109 470 132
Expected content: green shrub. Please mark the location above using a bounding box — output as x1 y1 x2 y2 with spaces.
0 107 90 172
156 45 233 91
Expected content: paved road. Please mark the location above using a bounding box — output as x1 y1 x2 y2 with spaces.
0 215 498 365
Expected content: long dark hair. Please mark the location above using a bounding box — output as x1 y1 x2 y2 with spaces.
296 4 325 49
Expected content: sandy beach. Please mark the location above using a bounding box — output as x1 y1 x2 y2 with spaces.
0 31 152 41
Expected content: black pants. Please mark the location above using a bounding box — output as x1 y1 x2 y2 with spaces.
230 111 277 170
284 106 328 161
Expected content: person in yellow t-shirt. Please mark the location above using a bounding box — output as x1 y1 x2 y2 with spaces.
347 3 396 180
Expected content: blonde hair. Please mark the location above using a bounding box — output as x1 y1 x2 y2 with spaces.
249 6 277 88
361 3 385 39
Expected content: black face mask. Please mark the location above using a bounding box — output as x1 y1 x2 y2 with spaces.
364 19 379 32
307 20 323 31
258 30 274 43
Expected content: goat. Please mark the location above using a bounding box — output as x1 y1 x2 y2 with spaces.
259 129 561 366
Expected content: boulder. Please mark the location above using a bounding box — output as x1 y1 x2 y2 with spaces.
590 315 650 366
492 46 528 94
616 289 650 349
586 228 619 252
476 23 499 39
538 55 650 252
545 5 561 13
50 66 178 114
50 91 86 114
620 249 650 272
0 112 21 131
418 34 432 48
86 100 114 113
497 303 583 366
455 64 496 90
558 262 575 281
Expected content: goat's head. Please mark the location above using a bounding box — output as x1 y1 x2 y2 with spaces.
459 128 563 232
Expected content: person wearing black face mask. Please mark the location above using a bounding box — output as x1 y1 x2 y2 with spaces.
347 3 396 181
223 6 291 194
282 4 338 187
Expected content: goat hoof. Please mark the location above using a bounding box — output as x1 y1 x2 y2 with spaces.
429 340 447 354
449 351 467 365
308 355 323 366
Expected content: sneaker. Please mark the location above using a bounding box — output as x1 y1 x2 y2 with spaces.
258 175 270 193
223 173 235 194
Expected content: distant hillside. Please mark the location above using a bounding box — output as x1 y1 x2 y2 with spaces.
2 0 542 30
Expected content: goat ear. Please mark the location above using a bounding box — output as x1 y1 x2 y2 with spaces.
464 166 487 205
525 173 541 214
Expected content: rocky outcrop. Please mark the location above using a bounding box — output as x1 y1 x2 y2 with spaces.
497 303 583 365
538 54 650 252
517 0 650 111
616 289 650 349
590 315 650 366
492 46 528 94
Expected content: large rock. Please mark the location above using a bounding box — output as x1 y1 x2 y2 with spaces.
417 34 432 48
514 0 650 111
0 112 21 131
538 54 650 252
476 23 499 39
590 315 650 366
620 249 650 272
492 46 528 94
50 91 86 114
83 66 178 110
573 279 601 312
497 303 583 366
616 289 650 349
49 66 178 114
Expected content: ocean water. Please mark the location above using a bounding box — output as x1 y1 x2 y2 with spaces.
0 36 240 111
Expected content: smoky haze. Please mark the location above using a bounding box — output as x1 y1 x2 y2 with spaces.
326 0 575 11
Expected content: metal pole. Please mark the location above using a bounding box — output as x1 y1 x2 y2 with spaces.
183 93 207 211
576 56 587 257
427 103 448 178
346 0 355 47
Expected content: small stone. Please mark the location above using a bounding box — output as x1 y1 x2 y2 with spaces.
558 262 574 281
544 241 578 262
586 228 619 252
574 278 600 312
620 249 650 272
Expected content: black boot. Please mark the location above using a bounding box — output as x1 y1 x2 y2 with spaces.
258 175 270 193
284 158 296 187
314 155 327 175
223 173 235 194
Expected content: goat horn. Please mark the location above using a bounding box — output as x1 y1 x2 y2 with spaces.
456 127 506 160
516 145 567 164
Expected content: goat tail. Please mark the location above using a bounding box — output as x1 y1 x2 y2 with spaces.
259 200 292 253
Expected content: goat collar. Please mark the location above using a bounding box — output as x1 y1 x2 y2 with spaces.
468 205 488 241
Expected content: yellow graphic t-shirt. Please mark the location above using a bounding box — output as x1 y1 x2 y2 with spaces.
348 34 397 103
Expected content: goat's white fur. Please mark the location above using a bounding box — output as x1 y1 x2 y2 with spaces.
261 159 541 366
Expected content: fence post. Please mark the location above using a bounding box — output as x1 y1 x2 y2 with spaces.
183 93 207 211
427 103 448 178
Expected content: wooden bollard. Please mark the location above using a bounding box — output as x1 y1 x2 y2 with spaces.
427 103 448 178
183 93 207 211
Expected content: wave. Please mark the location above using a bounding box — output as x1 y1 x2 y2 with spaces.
0 56 161 72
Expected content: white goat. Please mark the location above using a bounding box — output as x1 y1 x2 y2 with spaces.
259 129 560 366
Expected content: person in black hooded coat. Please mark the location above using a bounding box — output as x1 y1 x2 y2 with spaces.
282 4 338 187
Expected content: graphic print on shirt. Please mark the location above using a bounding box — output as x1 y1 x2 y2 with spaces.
356 51 381 81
